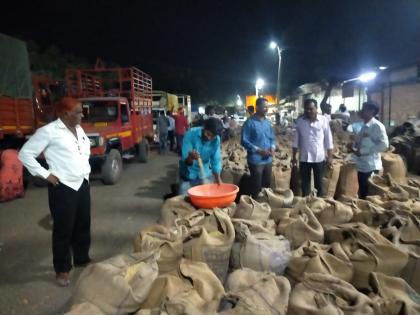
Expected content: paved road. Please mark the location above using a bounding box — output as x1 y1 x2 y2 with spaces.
0 151 178 315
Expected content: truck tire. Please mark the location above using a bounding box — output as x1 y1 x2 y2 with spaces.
101 149 123 185
137 139 149 163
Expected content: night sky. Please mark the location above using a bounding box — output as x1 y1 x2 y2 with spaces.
2 0 420 103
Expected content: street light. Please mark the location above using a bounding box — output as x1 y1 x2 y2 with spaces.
358 71 377 82
255 78 265 98
270 41 283 104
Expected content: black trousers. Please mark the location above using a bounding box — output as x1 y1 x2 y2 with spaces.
300 161 325 197
358 170 378 199
168 130 175 150
248 162 272 199
48 180 91 273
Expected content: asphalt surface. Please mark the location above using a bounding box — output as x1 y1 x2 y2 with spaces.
0 150 178 315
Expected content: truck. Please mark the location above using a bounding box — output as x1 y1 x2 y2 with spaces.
65 66 153 184
0 33 60 149
177 94 192 123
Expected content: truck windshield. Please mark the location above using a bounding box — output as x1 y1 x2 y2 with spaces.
82 100 118 122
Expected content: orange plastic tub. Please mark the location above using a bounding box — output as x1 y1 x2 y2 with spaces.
188 183 239 208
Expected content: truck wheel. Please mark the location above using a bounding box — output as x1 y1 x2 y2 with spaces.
137 139 149 163
101 149 123 185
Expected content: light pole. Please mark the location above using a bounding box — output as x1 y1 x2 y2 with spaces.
270 41 282 104
255 78 265 98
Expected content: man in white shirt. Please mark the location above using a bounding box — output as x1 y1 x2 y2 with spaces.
19 97 91 286
347 101 389 199
292 99 333 197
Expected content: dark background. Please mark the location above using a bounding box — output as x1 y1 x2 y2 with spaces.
2 0 420 103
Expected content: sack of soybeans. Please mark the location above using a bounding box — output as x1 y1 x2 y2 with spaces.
258 187 294 208
133 225 185 274
141 258 224 314
286 240 354 286
182 209 235 282
277 200 324 249
159 196 196 227
382 152 407 184
231 222 290 274
316 199 353 225
335 162 359 199
72 251 159 315
322 160 342 198
368 174 410 201
368 272 420 315
231 218 276 236
288 273 376 315
270 164 292 190
233 195 271 220
324 223 409 289
219 268 291 315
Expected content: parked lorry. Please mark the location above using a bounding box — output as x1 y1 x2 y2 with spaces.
65 66 153 184
152 90 178 124
0 33 60 149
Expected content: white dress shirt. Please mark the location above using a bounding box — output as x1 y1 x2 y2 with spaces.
19 119 91 191
293 115 334 163
354 117 389 173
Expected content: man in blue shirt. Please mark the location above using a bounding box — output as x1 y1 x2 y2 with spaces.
179 118 223 195
241 98 276 198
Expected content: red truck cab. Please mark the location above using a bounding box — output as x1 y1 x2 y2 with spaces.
65 66 153 184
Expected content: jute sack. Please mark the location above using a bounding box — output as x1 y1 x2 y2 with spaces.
233 195 271 220
322 160 342 198
369 272 420 315
368 174 410 201
270 164 292 190
219 268 291 315
380 211 420 258
159 196 196 227
65 303 105 315
316 199 353 225
269 207 293 224
141 259 224 312
73 252 159 315
288 273 376 315
324 223 409 289
382 152 407 184
258 187 294 208
135 310 168 315
182 209 235 282
133 225 184 274
286 240 354 286
335 162 359 199
304 194 329 216
231 218 276 236
340 197 389 227
277 200 324 249
231 222 290 274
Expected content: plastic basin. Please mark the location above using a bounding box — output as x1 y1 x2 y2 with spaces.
188 183 239 208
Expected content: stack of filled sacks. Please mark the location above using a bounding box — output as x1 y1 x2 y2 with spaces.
65 185 420 314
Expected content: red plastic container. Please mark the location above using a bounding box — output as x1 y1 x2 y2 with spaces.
188 183 239 208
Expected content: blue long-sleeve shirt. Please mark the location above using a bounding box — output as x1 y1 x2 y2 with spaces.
181 127 222 180
241 115 276 165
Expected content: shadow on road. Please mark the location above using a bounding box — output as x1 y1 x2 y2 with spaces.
135 164 177 199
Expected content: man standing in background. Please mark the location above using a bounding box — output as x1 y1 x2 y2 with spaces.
174 108 189 155
167 111 175 151
241 98 276 198
292 98 333 197
157 111 169 155
347 101 389 199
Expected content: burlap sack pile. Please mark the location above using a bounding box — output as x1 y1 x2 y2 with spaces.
324 223 409 290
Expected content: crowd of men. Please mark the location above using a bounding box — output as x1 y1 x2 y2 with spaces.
12 95 389 287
